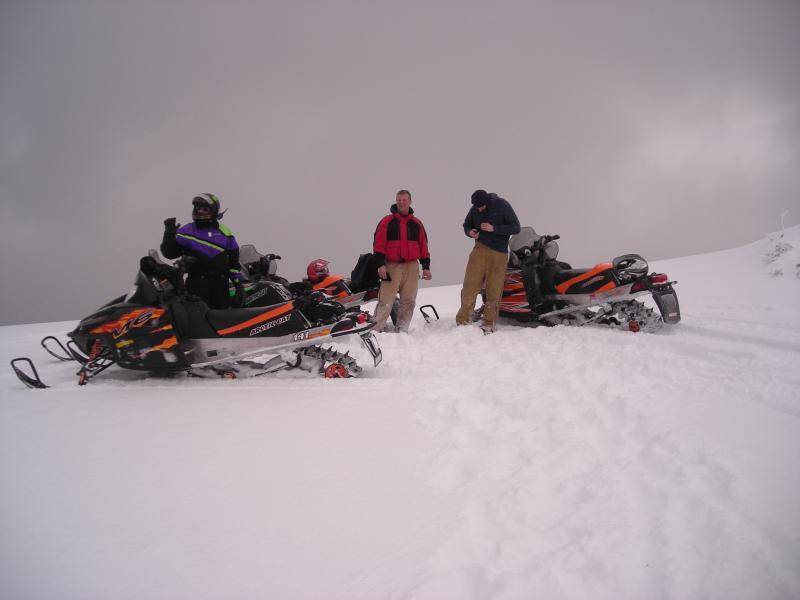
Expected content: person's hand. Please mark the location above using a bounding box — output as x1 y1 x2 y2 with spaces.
164 217 179 234
377 265 388 280
421 269 432 280
469 229 479 239
480 222 494 232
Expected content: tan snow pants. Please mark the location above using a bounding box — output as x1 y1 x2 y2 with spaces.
455 241 508 330
372 260 420 332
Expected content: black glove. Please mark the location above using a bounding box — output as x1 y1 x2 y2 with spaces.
164 218 179 234
234 282 246 307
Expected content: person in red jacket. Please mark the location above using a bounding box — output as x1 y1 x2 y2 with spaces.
372 190 432 332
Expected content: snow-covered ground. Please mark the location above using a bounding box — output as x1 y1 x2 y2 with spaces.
1 227 799 599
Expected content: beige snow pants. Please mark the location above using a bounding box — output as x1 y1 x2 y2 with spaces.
455 241 508 330
372 260 420 332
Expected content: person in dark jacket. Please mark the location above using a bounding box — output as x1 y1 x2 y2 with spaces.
456 189 520 332
161 193 244 309
372 189 432 332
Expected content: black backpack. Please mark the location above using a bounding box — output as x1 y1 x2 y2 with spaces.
349 253 380 292
296 291 346 325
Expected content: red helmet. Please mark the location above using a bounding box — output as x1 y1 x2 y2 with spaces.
306 259 330 283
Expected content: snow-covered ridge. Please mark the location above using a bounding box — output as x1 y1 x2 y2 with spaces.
1 229 798 599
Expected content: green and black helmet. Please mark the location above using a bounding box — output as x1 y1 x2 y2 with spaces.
192 193 221 221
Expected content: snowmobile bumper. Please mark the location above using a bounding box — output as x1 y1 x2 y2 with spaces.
419 304 439 323
360 331 382 367
652 283 681 324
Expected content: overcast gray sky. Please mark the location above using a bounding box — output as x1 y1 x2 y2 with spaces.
1 0 798 325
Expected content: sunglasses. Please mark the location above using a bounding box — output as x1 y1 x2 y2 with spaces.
192 202 213 212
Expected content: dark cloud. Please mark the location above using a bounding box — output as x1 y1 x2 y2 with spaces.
1 0 798 324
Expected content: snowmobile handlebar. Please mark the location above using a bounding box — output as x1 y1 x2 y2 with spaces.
140 255 190 298
538 234 560 245
516 234 560 257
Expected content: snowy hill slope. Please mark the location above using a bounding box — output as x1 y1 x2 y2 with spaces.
1 228 799 599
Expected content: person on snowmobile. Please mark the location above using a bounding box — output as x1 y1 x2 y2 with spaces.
160 193 245 309
456 189 520 332
371 189 432 332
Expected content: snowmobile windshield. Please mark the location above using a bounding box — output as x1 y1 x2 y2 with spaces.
544 240 559 260
510 227 539 253
147 249 170 266
509 227 560 264
238 244 264 265
125 271 163 305
239 244 280 278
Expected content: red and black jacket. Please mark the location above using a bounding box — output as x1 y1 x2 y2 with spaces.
373 204 431 270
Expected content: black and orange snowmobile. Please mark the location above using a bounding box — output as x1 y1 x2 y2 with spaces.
11 256 382 389
476 227 681 333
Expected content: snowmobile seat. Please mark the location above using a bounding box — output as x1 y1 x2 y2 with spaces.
169 299 217 339
205 302 293 334
551 268 592 286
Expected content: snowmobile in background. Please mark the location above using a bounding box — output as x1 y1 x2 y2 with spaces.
237 244 382 309
475 227 681 333
11 255 382 389
236 245 403 324
129 245 385 316
233 246 295 308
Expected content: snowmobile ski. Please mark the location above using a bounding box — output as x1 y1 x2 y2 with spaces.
10 358 49 389
41 335 89 364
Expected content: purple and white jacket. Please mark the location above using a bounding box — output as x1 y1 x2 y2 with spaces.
161 221 244 282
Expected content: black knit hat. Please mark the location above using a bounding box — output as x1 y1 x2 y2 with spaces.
471 189 489 207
